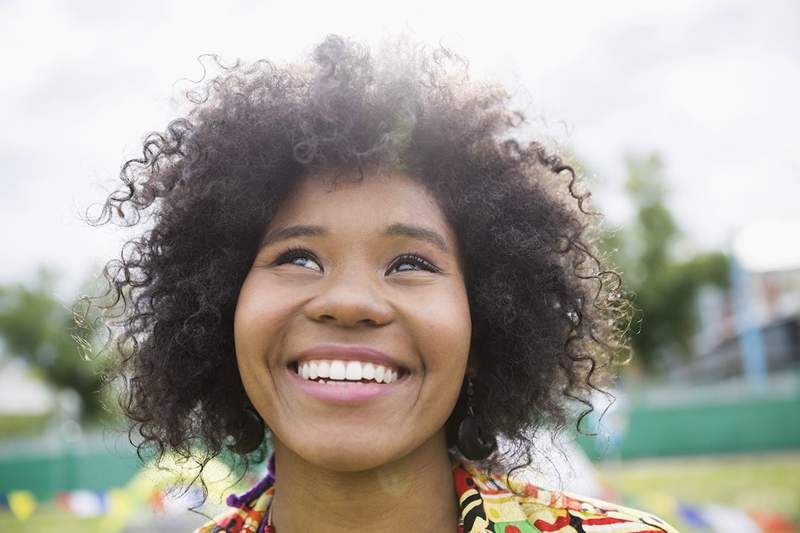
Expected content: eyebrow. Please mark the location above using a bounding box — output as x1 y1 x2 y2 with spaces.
260 223 450 253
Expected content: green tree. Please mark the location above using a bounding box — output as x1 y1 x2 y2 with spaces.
0 269 107 420
602 153 730 370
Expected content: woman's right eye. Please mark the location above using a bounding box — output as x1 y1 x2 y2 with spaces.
273 247 323 272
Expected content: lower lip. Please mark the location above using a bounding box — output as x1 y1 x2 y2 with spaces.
287 367 405 403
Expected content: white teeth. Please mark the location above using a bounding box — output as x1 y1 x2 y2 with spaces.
362 363 375 380
345 361 362 381
329 361 346 380
296 359 401 384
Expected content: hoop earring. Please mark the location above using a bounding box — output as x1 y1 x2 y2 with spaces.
227 406 265 455
456 376 497 461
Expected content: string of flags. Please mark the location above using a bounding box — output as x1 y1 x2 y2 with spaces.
0 484 796 531
0 485 205 519
630 491 797 533
0 454 258 530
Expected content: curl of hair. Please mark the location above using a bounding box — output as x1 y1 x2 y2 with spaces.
90 34 632 498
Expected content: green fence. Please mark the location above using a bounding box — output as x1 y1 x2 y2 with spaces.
578 371 800 459
0 432 140 500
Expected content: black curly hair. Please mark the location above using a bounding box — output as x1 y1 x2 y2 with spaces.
92 35 629 491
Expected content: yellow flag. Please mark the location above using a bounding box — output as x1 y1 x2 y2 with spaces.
8 490 37 521
101 488 134 532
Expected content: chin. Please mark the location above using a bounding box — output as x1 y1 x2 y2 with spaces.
276 423 421 473
300 438 404 472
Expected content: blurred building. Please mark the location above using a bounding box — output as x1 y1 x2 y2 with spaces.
0 357 54 416
670 218 800 382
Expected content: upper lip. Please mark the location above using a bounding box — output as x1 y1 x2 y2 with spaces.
291 344 408 371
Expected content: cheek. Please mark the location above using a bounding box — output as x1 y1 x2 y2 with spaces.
412 284 472 374
409 285 471 440
233 274 292 378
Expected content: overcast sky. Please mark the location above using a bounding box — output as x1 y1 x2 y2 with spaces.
1 0 798 296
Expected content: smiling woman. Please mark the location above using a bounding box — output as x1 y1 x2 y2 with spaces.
91 35 679 532
235 172 472 478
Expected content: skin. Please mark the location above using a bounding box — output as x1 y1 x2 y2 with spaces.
234 170 472 532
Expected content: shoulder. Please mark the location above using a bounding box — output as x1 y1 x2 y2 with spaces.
193 486 272 533
520 489 680 533
456 461 680 533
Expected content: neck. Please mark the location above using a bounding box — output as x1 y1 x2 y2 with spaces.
270 431 458 533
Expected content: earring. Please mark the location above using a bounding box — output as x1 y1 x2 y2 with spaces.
227 406 265 455
456 376 497 461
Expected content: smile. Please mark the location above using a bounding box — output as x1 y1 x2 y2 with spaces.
294 359 401 384
287 361 409 403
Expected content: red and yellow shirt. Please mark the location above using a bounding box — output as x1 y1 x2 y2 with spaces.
195 454 679 533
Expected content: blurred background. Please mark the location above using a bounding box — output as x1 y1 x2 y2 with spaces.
1 0 798 531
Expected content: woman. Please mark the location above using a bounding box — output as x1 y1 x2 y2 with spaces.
95 35 679 532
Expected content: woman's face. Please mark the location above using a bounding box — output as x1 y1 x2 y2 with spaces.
234 171 471 471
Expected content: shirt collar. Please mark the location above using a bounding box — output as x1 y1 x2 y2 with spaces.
225 450 501 532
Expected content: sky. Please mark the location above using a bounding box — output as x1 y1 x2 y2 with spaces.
1 0 798 297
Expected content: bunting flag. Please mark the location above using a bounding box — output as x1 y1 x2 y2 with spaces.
161 485 205 514
0 482 797 532
7 490 37 521
700 504 763 533
100 488 134 532
55 492 72 512
64 490 107 517
747 510 797 533
676 502 710 529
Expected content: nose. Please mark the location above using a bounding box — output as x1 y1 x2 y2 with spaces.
303 267 394 328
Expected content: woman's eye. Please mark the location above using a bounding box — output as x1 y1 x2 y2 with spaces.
388 254 440 274
273 247 322 272
271 249 438 274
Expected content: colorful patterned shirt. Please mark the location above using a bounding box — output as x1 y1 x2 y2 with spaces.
195 453 679 532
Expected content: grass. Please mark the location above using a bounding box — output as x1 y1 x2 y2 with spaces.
0 506 106 533
597 451 800 531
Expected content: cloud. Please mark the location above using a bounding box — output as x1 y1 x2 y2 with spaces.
1 0 797 290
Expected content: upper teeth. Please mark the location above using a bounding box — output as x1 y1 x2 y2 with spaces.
297 360 399 384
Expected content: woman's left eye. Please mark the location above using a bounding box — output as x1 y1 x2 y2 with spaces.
272 247 323 272
388 254 440 274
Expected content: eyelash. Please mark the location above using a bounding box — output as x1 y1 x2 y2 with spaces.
272 246 441 274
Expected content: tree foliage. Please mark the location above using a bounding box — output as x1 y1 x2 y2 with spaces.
602 154 730 369
0 269 106 420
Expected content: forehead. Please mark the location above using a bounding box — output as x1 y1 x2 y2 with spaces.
269 171 453 238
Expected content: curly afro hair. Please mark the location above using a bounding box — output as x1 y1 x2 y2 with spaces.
93 35 629 485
